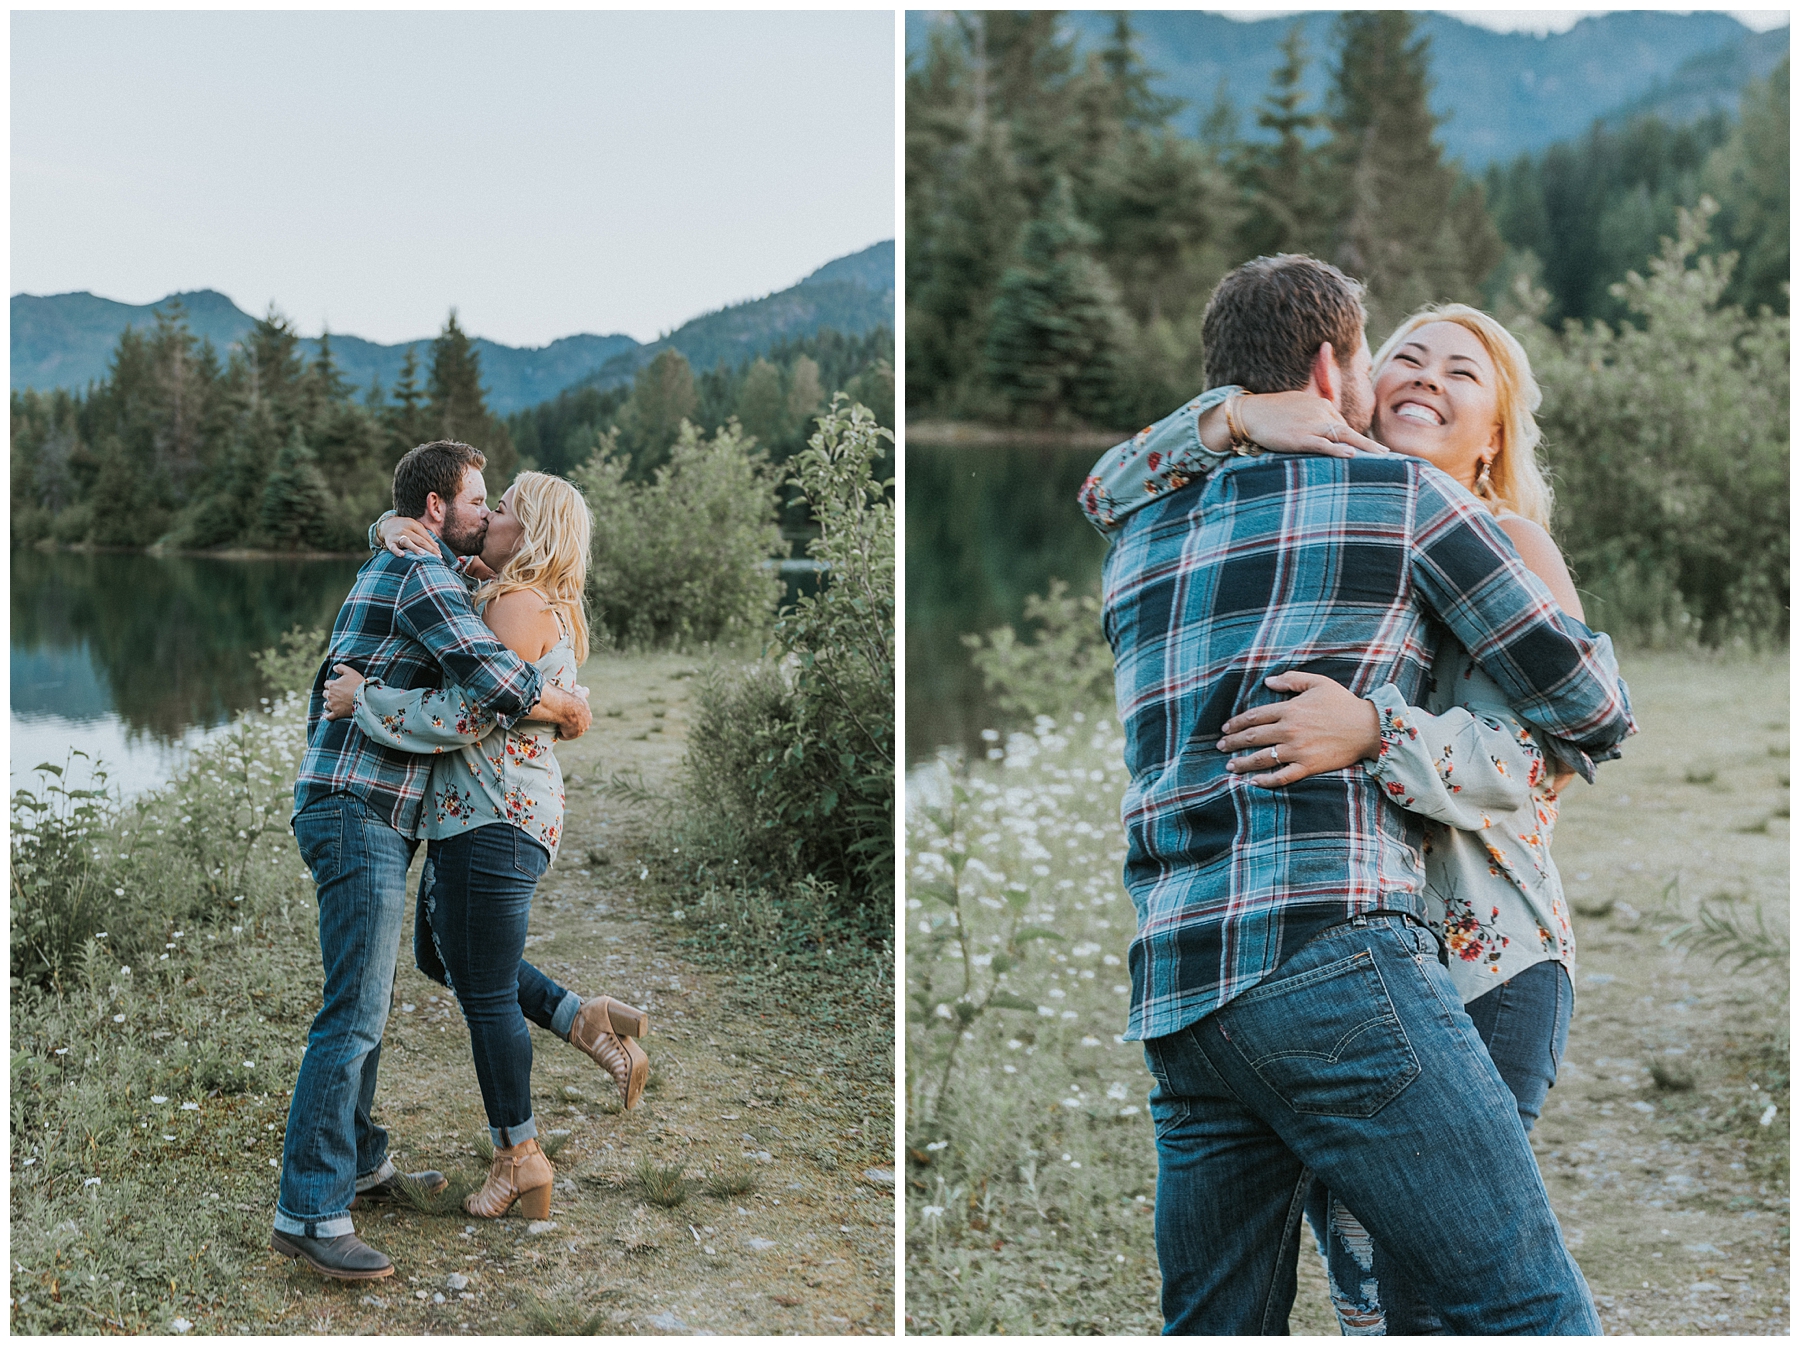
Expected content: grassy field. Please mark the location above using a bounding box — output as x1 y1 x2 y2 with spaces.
10 650 895 1336
903 649 1788 1335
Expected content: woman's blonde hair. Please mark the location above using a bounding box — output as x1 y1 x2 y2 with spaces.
476 471 593 662
1370 302 1554 528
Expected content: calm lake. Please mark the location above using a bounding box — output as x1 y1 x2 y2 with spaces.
905 442 1111 765
11 550 362 799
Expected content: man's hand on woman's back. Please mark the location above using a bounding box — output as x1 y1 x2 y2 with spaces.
533 685 592 741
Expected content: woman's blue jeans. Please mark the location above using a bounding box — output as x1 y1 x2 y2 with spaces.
417 824 579 1147
1305 958 1575 1334
1144 914 1598 1336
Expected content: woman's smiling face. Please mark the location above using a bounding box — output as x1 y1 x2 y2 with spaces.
1371 321 1501 488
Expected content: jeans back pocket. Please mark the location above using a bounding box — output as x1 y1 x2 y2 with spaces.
1217 950 1420 1118
292 800 345 881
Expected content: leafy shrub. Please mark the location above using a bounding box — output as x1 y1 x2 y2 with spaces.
10 690 313 993
677 398 895 939
1521 198 1789 646
961 578 1114 724
573 418 784 649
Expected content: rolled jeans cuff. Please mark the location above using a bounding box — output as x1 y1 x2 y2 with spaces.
550 990 582 1040
490 1114 538 1149
273 1208 356 1239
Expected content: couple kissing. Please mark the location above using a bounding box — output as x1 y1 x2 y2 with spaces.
269 439 648 1281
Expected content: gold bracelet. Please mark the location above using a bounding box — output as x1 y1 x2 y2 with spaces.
1223 393 1255 455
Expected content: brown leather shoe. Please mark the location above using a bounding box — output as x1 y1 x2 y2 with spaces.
569 995 650 1109
464 1136 554 1220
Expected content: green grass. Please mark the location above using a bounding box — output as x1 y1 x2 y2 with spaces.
905 712 1163 1335
634 1158 693 1208
9 694 336 1333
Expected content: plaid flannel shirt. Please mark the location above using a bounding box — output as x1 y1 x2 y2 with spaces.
1102 449 1634 1041
292 537 544 836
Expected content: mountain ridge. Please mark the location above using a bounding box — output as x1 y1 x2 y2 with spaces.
906 10 1787 168
11 239 894 413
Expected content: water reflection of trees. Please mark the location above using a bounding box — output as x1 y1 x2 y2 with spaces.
905 445 1108 763
11 550 361 741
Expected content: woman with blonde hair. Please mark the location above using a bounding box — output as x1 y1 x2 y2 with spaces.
326 472 648 1222
1081 300 1628 1333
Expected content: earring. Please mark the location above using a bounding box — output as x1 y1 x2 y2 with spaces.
1475 458 1494 497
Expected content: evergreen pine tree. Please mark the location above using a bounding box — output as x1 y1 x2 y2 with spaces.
984 177 1127 425
259 426 336 550
428 312 515 479
1239 23 1329 258
1326 12 1503 332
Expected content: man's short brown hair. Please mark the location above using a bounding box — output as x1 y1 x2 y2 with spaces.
392 440 485 518
1202 255 1367 393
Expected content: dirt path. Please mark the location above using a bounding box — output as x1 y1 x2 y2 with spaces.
259 652 895 1334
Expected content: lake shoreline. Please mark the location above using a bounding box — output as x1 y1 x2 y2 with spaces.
25 539 367 561
906 419 1127 449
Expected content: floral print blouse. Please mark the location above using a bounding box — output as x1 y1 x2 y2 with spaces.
1078 385 1633 1002
1364 635 1621 1002
350 615 577 862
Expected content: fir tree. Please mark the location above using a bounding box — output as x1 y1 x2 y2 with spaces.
429 311 515 479
1239 23 1329 258
1326 12 1503 332
1705 57 1788 315
984 177 1127 425
259 426 336 550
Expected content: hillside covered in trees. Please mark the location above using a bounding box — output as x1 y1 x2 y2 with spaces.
10 301 892 553
909 11 1787 646
906 11 1788 429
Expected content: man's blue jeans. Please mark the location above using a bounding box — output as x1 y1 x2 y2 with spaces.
1306 959 1576 1333
276 793 416 1238
1143 913 1599 1335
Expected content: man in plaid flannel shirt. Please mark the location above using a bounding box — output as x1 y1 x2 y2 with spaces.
1099 257 1629 1333
272 440 591 1282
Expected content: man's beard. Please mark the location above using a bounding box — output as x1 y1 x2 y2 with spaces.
441 504 488 557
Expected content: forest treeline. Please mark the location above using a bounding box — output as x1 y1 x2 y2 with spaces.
906 11 1788 428
908 11 1787 645
10 302 893 553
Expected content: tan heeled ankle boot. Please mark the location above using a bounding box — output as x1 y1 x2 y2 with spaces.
570 996 650 1109
464 1136 553 1220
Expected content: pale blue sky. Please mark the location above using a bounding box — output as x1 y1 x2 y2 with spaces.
12 11 895 346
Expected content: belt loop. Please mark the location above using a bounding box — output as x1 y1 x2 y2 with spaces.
1350 913 1368 929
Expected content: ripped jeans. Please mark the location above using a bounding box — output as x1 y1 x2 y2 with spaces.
1144 914 1598 1335
1306 958 1575 1334
415 825 582 1147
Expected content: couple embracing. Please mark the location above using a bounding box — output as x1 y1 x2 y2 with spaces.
269 439 649 1281
1081 255 1636 1333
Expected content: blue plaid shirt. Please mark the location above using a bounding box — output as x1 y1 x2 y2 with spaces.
1101 444 1634 1042
292 538 544 835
